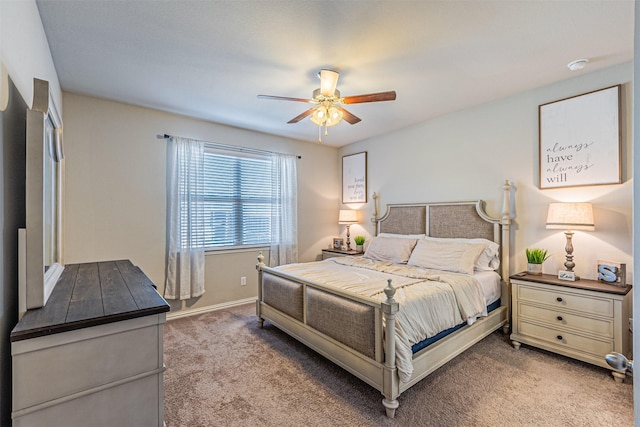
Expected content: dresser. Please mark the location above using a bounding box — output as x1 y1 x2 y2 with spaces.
510 273 631 382
11 260 170 427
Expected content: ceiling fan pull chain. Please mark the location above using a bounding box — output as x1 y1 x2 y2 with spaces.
317 125 322 143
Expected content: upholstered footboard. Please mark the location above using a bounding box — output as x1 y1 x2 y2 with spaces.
256 253 402 417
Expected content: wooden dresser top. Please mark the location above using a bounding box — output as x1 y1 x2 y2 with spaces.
11 260 170 341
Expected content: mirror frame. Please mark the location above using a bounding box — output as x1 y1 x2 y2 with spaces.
22 78 64 312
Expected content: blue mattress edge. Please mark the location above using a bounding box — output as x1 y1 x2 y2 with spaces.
411 299 501 353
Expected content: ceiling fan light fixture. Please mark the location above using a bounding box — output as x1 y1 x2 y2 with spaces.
310 107 327 125
313 88 340 100
325 107 343 127
319 69 339 97
258 69 396 143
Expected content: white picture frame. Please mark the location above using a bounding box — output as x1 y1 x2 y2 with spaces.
539 85 621 189
342 151 367 203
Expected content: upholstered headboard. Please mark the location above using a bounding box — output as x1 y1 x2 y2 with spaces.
377 202 497 242
374 181 512 280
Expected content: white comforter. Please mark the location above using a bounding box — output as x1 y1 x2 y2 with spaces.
275 257 487 383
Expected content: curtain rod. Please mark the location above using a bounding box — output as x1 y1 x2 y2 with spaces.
157 133 301 159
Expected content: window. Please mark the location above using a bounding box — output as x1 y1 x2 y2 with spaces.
185 145 273 250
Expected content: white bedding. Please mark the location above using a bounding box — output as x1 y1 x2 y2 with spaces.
276 257 499 383
473 270 501 307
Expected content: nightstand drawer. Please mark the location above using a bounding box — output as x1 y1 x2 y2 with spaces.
518 285 613 317
518 320 614 356
519 303 614 338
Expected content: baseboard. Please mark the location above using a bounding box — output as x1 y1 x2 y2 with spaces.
166 297 256 321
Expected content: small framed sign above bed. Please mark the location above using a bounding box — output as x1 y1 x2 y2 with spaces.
538 85 621 189
342 151 367 203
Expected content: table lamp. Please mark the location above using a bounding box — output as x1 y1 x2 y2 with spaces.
338 209 359 250
546 202 594 281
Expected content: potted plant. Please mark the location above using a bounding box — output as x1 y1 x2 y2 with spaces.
354 236 365 252
525 248 549 275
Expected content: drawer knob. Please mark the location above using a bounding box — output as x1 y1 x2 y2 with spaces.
556 335 563 341
556 297 563 302
556 316 563 321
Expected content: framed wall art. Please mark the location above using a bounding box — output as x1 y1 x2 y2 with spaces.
539 85 621 189
342 151 367 203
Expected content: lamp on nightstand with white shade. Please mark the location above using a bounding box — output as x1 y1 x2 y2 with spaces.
339 209 359 250
546 202 594 281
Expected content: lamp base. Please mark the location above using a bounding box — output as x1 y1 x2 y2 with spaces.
558 270 580 281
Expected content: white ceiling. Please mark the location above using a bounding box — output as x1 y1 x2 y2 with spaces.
36 0 634 147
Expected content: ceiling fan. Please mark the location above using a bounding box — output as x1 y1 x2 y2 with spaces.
258 69 396 142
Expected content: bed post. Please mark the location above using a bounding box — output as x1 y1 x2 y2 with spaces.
500 180 511 334
256 252 265 328
381 279 400 418
372 192 380 236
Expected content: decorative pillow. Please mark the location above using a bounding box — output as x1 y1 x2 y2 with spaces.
422 236 500 271
363 237 418 264
407 239 487 275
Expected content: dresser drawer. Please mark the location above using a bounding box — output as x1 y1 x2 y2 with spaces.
518 285 613 317
518 303 614 338
518 320 614 356
13 316 162 410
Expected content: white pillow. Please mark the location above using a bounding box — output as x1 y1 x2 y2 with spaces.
363 237 418 264
407 239 486 275
378 233 426 239
422 236 500 271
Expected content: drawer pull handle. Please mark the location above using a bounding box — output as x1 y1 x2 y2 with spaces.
557 335 563 341
556 297 563 302
556 316 563 321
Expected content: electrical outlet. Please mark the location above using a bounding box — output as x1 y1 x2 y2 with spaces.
240 276 247 286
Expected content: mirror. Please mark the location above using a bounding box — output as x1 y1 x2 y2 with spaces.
20 78 64 314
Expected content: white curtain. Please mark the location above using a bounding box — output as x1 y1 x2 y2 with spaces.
269 153 298 266
165 136 206 300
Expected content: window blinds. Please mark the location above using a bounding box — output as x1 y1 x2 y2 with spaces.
193 146 273 249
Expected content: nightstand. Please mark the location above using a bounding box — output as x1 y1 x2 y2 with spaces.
322 248 364 260
510 273 631 382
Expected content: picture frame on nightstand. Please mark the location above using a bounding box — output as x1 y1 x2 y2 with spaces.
332 238 344 249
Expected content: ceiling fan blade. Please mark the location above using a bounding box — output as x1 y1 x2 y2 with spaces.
335 106 361 124
258 94 313 103
342 91 397 104
287 108 316 124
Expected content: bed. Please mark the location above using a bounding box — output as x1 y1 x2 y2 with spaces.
255 181 512 417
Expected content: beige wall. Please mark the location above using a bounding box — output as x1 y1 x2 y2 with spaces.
341 62 633 282
62 93 339 314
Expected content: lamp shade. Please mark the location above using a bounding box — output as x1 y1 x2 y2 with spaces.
325 106 343 127
546 202 594 231
338 209 358 224
320 69 339 97
310 107 327 126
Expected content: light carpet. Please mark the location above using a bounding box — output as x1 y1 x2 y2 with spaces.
164 303 633 426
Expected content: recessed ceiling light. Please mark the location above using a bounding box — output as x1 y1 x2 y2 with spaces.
567 59 589 71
